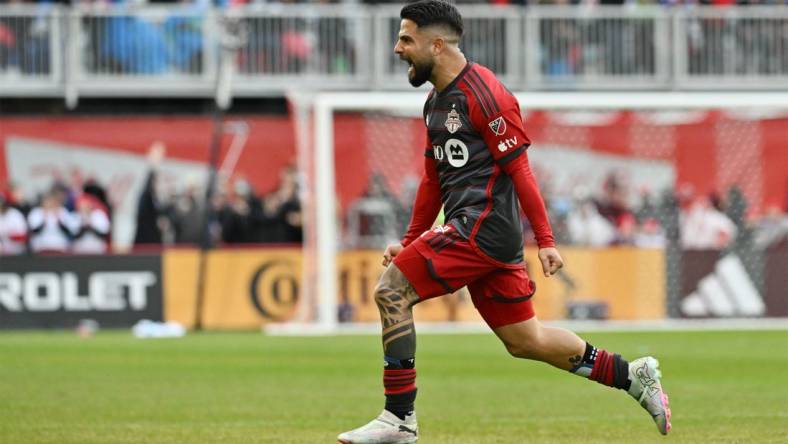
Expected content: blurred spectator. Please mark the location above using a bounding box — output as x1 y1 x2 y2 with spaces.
566 194 617 247
133 142 169 247
71 193 111 254
346 173 402 248
0 191 27 255
680 195 738 250
83 178 112 218
219 177 262 243
170 179 204 244
595 172 636 244
633 217 666 248
27 187 77 254
275 166 303 243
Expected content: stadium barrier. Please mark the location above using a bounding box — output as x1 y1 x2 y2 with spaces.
2 246 785 330
0 254 163 328
2 5 787 100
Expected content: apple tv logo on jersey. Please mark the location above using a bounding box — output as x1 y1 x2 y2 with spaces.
445 138 469 168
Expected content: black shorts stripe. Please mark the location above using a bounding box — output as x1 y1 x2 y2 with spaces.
467 70 501 115
497 145 528 166
490 282 536 304
425 259 454 294
462 78 492 119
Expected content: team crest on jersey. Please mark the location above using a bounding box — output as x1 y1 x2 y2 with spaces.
488 116 507 136
444 108 462 134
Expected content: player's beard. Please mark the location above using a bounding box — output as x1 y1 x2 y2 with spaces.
408 58 433 87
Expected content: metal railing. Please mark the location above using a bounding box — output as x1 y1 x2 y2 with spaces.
1 4 786 101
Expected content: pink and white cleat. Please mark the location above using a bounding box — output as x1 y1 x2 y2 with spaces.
628 357 672 435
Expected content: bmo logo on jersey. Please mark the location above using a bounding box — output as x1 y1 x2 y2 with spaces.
440 138 469 168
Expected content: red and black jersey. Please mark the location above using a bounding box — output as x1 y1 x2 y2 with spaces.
402 62 554 267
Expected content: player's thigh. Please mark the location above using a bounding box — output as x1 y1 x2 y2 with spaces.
393 226 494 302
467 267 536 330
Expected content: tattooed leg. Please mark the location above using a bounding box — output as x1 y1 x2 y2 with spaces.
374 264 421 419
375 264 421 361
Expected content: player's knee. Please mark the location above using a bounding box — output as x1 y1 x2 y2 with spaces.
373 283 396 309
503 336 543 360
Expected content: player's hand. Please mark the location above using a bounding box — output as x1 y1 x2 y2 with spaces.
382 243 404 267
538 247 564 277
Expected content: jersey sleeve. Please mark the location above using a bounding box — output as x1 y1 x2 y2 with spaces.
502 152 555 248
401 155 442 247
466 86 531 165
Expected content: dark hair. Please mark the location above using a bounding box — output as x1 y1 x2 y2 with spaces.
400 0 463 38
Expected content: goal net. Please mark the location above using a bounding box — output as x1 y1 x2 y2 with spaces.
274 91 788 335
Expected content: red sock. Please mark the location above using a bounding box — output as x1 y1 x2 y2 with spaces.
384 369 417 419
384 369 417 395
589 349 631 390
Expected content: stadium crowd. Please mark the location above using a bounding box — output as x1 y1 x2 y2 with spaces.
1 0 786 79
0 145 304 255
345 169 788 252
132 144 303 247
2 160 787 255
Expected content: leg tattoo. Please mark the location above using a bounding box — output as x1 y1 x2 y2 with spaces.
375 265 420 360
375 265 421 419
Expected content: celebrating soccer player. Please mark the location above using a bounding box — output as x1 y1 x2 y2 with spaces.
338 2 671 443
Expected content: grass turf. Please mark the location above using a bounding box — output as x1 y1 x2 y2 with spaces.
1 329 787 443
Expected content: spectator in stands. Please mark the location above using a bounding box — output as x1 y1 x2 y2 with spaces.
346 173 401 248
27 187 77 254
170 179 204 244
71 193 111 254
566 190 617 247
595 172 636 242
633 217 666 248
0 191 28 255
259 191 285 243
219 177 262 244
275 166 303 243
680 194 738 250
82 178 112 220
133 142 169 247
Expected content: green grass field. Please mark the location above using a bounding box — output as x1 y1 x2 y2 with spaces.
1 329 787 443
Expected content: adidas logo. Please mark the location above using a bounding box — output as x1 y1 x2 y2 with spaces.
681 254 765 317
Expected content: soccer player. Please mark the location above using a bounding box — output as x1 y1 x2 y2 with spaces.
338 2 671 443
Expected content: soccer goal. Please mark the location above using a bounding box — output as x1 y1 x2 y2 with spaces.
271 91 788 335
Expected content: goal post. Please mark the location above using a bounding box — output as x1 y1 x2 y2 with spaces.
269 91 788 335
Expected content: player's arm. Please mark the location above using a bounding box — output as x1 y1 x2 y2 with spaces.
400 156 442 247
468 89 562 276
383 155 441 266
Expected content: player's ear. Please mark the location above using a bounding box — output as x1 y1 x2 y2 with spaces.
431 37 444 56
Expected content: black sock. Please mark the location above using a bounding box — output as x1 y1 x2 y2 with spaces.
385 389 417 420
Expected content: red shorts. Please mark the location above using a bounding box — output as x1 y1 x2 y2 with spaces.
393 224 536 329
